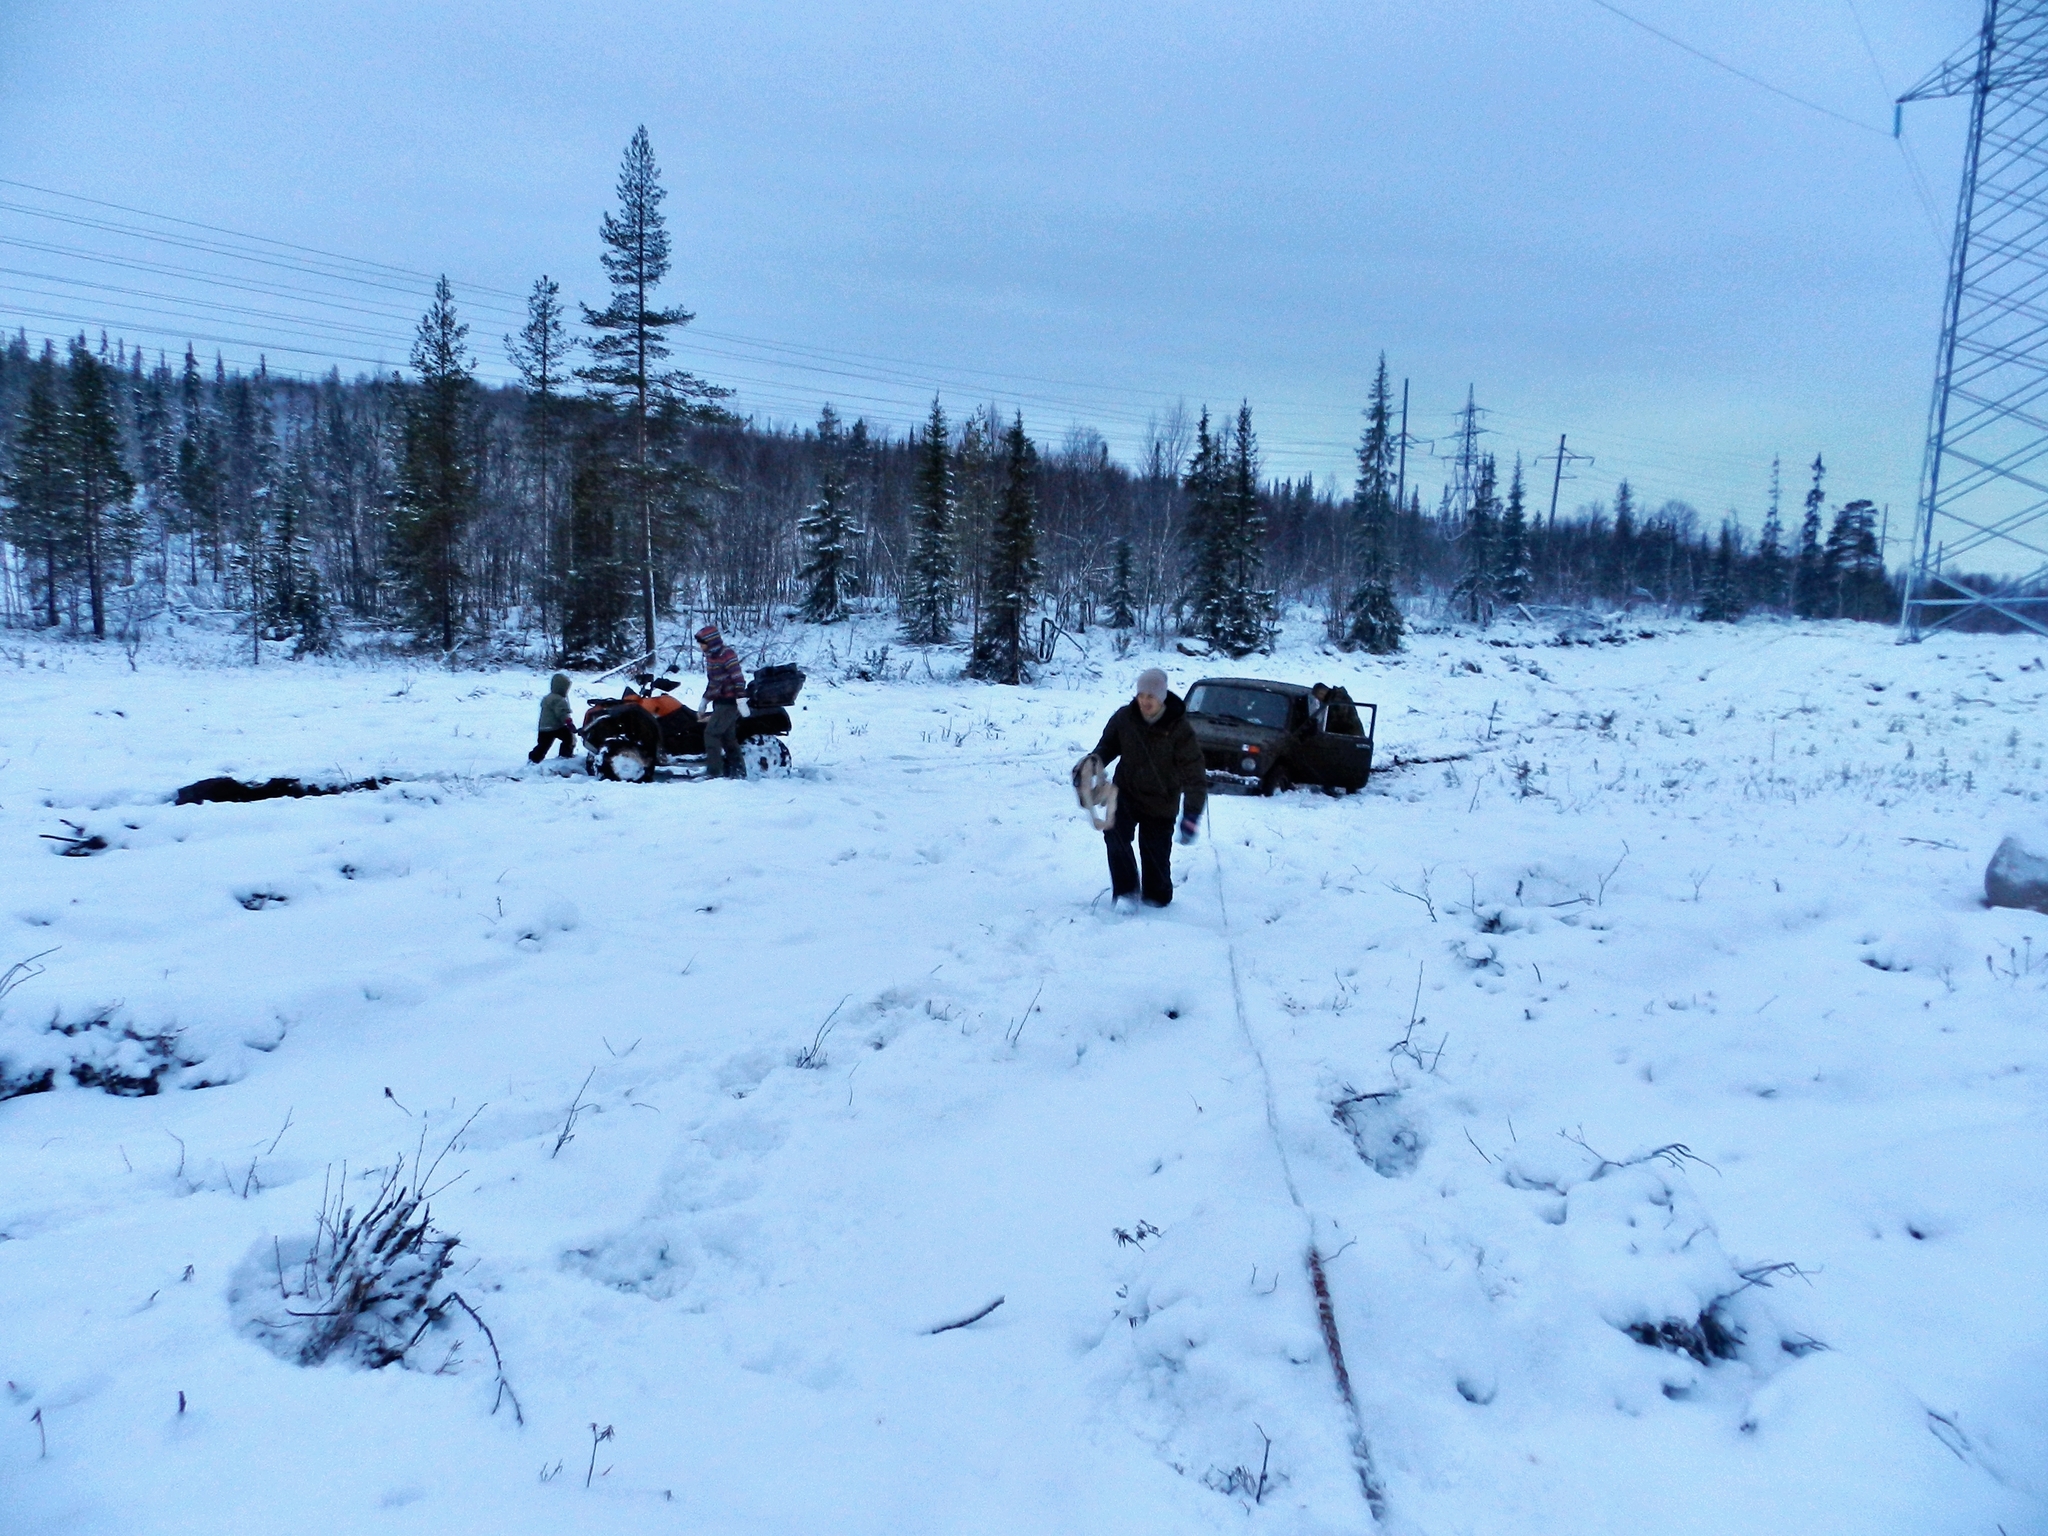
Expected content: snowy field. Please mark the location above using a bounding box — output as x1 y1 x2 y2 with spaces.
1 615 2044 1535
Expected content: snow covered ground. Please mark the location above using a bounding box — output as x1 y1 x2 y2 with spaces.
1 614 2044 1535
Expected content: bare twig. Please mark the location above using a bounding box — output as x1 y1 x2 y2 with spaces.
1562 1128 1719 1178
586 1422 615 1488
0 946 57 1002
795 995 851 1069
928 1295 1006 1335
440 1291 524 1425
1006 979 1046 1048
32 1406 46 1458
551 1068 597 1158
1387 867 1438 922
264 1108 295 1156
1254 1423 1273 1505
1596 843 1631 906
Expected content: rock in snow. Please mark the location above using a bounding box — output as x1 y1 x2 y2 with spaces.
1985 832 2048 912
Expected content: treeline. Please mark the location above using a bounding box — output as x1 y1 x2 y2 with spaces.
0 132 1904 666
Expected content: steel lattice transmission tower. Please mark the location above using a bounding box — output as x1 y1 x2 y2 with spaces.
1899 0 2048 640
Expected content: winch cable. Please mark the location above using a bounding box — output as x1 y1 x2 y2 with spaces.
1206 802 1388 1521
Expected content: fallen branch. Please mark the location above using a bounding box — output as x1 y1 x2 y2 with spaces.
928 1295 1005 1335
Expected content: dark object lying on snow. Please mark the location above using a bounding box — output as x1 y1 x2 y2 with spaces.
1986 833 2048 913
174 775 392 807
579 666 804 782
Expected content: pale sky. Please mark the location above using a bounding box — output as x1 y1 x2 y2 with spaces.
0 0 1983 526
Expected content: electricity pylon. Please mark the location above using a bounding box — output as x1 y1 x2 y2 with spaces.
1898 0 2048 640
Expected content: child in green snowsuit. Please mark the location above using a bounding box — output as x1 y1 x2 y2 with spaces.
529 673 577 762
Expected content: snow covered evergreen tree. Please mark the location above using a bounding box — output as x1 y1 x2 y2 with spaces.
1214 403 1273 655
899 397 956 644
1494 456 1531 608
1454 455 1499 625
1753 457 1785 612
1105 536 1138 629
1698 519 1745 622
1180 409 1225 643
389 277 477 653
797 405 860 624
966 415 1040 684
1792 454 1826 619
1603 478 1636 605
1342 357 1404 654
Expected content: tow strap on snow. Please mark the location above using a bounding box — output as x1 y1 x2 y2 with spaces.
1208 811 1388 1522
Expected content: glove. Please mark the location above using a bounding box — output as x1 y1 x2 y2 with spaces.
1177 816 1200 845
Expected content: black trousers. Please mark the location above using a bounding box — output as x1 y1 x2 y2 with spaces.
1105 803 1175 906
529 726 576 762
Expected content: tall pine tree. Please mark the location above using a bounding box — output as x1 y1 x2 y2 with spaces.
1454 455 1499 624
1753 456 1785 611
508 275 570 640
1105 536 1138 630
66 336 139 640
899 396 957 644
390 277 477 652
576 127 727 658
1494 456 1531 608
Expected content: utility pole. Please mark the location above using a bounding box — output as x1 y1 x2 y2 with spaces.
1394 378 1410 515
1538 433 1595 529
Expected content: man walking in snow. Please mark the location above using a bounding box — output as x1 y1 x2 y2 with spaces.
528 672 577 763
1074 667 1207 908
695 623 749 779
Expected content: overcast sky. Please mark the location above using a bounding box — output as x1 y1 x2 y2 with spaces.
0 0 1985 526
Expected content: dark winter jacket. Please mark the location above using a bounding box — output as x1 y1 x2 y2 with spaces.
1317 686 1363 735
1089 692 1208 823
538 673 573 731
702 644 747 702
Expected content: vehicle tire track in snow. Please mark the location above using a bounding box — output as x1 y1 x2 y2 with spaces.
1207 803 1389 1522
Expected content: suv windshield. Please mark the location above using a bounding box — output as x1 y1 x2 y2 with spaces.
1186 683 1292 731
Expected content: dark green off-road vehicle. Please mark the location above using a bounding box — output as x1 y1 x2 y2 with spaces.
1184 677 1377 794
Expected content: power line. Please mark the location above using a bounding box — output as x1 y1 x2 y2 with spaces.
1581 0 1889 135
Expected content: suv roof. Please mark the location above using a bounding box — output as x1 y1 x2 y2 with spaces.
1189 676 1313 699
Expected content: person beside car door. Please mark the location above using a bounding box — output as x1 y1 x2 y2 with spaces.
1074 667 1207 908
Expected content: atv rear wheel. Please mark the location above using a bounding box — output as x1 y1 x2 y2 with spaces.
599 741 655 782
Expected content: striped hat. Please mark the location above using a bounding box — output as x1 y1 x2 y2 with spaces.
695 624 723 646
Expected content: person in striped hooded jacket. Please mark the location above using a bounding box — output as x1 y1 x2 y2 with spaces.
694 623 749 779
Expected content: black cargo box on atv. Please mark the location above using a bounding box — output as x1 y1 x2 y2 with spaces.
748 664 805 708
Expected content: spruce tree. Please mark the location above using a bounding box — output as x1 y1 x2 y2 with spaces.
576 126 728 659
508 275 570 639
1214 402 1272 656
390 276 477 652
65 336 139 640
1181 409 1226 641
797 405 860 623
560 413 632 664
175 345 223 584
1106 536 1138 629
1495 455 1531 608
899 397 957 644
1792 454 1825 619
1342 360 1404 653
3 345 70 628
966 414 1040 684
1454 455 1499 624
1754 457 1785 611
1698 520 1745 622
1604 479 1636 604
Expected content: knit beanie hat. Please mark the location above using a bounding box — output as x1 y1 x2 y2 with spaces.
695 624 723 647
1136 667 1169 697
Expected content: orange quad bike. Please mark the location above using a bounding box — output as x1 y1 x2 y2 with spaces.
577 664 804 782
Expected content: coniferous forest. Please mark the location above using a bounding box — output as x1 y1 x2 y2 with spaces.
0 132 1907 667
